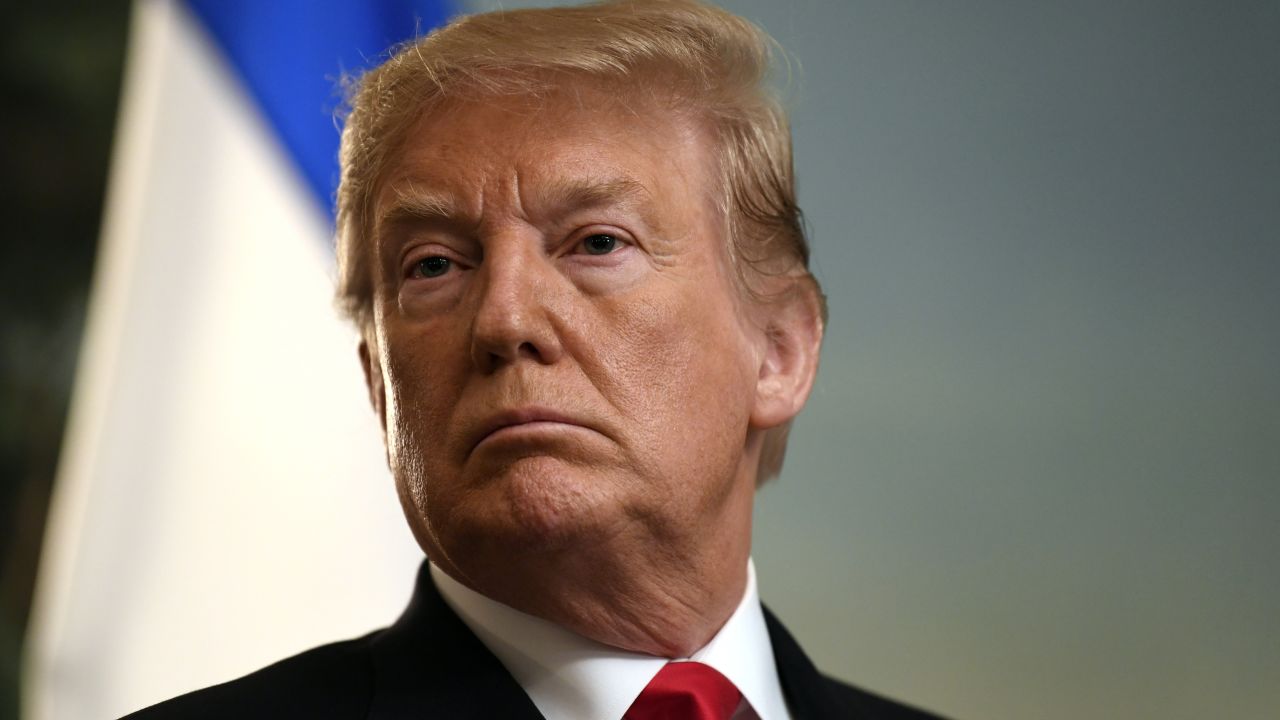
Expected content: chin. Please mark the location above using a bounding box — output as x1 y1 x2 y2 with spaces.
438 455 623 561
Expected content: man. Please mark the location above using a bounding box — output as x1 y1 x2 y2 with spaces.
129 1 944 718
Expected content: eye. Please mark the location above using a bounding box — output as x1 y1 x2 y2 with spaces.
412 256 451 278
581 233 619 255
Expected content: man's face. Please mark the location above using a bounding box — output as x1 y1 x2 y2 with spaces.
363 88 771 589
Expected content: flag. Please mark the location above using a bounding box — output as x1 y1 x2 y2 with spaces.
26 1 454 717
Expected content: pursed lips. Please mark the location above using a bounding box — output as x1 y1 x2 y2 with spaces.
469 407 598 455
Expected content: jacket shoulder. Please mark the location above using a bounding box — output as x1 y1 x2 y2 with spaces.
121 633 377 720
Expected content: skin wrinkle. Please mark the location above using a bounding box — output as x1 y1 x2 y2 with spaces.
554 514 742 652
361 86 819 657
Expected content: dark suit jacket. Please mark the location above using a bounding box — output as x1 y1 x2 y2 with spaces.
125 561 946 719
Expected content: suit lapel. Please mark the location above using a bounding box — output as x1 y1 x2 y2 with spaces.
367 561 544 719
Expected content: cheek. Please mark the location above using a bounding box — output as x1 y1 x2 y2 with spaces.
381 328 466 481
588 281 758 467
381 335 475 557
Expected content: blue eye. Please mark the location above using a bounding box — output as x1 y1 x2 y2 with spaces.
414 256 450 278
582 234 618 255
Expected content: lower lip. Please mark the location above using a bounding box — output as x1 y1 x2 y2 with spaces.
475 421 592 449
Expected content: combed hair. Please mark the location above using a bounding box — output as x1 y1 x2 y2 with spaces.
334 0 825 483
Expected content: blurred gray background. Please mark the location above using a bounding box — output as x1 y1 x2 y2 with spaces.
3 1 1277 719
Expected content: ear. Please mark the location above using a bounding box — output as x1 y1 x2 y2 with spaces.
358 336 387 435
750 280 824 430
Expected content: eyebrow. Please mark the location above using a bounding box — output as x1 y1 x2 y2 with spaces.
529 176 651 217
377 184 459 229
375 174 657 238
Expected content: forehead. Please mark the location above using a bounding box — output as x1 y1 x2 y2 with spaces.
374 87 717 226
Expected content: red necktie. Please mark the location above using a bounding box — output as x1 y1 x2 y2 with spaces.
624 661 743 720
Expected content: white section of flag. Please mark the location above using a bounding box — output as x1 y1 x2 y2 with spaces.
24 1 423 717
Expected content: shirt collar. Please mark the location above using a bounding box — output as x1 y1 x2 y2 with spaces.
430 560 791 720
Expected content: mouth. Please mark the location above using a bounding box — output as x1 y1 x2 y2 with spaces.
469 407 598 455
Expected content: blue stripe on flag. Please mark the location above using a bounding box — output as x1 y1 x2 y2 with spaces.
183 0 456 220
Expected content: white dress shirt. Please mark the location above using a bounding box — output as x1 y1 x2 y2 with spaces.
431 559 793 720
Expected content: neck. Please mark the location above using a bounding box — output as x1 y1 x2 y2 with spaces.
439 472 757 657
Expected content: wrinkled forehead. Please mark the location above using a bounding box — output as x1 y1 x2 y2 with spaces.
371 83 722 236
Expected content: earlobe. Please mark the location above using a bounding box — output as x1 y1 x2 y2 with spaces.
750 282 825 430
358 338 387 434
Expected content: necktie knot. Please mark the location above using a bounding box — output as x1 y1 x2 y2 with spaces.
625 661 743 720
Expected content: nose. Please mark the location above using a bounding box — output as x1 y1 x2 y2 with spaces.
468 239 565 372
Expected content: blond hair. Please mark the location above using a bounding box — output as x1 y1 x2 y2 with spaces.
335 0 824 483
